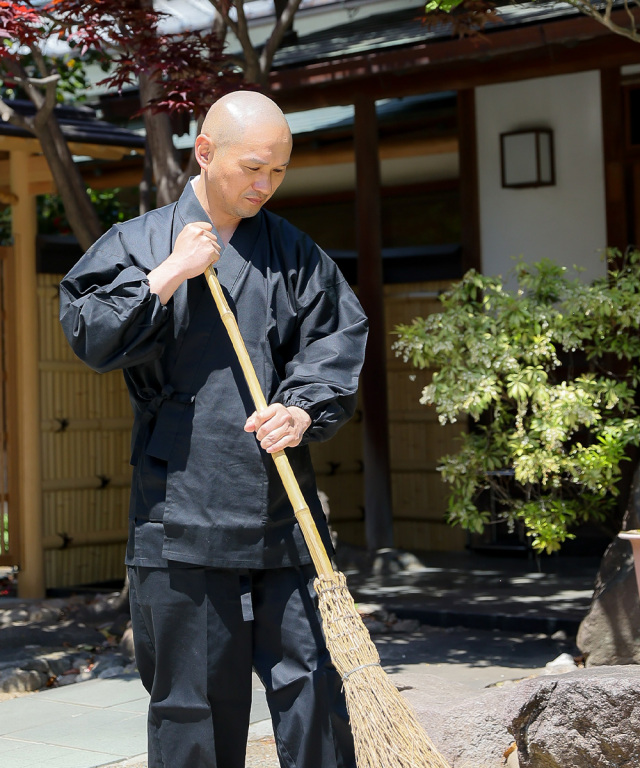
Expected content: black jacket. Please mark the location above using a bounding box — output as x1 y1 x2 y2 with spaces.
59 181 368 569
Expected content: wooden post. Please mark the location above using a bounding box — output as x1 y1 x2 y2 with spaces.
10 150 45 598
458 89 482 273
354 96 394 553
600 68 627 253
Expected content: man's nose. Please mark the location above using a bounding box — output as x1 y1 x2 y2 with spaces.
253 175 271 194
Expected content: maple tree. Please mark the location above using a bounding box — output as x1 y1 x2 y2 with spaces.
0 0 240 245
1 0 305 248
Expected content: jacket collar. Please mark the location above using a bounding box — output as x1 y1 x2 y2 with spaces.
174 178 263 297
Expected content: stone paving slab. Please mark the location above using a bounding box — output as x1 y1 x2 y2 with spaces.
0 741 128 768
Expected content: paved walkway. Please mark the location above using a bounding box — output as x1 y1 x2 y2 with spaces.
0 551 602 768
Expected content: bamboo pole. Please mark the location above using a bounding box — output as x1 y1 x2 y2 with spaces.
204 265 334 578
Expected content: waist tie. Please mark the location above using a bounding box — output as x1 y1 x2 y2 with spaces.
130 385 194 465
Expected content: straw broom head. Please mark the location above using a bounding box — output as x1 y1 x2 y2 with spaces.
315 571 452 768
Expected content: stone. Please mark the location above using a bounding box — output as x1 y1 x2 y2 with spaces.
120 625 135 659
27 604 61 623
510 666 640 768
543 652 578 674
396 665 640 768
98 665 125 679
55 673 78 686
578 467 640 666
0 667 47 693
42 650 76 676
577 537 640 666
21 658 51 675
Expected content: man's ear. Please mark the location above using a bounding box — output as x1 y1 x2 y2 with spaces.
194 134 212 170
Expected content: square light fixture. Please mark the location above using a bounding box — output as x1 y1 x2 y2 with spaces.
500 129 555 189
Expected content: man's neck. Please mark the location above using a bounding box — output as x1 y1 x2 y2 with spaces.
192 176 239 248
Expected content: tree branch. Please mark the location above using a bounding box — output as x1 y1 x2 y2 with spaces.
235 0 262 82
207 0 240 40
31 46 50 80
566 0 640 42
4 57 60 113
623 0 638 36
259 0 304 74
34 74 61 132
0 96 32 133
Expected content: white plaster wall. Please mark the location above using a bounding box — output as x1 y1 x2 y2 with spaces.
476 71 607 284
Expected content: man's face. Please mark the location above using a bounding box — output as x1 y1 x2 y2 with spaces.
204 123 291 222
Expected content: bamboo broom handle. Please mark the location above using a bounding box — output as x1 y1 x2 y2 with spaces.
205 265 335 578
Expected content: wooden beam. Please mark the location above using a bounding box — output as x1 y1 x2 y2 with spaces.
82 166 144 190
0 133 142 161
43 528 129 551
354 95 394 553
290 135 458 169
0 136 41 154
9 150 45 598
457 89 481 273
0 190 18 204
67 142 144 161
272 15 640 111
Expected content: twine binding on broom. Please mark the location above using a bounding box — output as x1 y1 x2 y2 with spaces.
341 661 381 681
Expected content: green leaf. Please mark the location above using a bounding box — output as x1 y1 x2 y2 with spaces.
425 0 465 11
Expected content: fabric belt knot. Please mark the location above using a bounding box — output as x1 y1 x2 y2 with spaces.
131 385 195 465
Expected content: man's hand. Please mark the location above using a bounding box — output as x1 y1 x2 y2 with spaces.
244 404 312 453
148 222 221 305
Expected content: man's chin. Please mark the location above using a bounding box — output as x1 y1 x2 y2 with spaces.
239 203 265 218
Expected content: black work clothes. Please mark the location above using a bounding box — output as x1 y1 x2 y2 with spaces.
59 181 368 570
128 563 355 768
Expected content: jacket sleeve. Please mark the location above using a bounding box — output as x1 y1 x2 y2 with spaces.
59 225 171 374
271 243 368 444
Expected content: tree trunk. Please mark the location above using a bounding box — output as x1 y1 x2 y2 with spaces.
32 117 103 251
139 73 186 206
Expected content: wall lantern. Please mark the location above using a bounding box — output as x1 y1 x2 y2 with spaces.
500 129 555 189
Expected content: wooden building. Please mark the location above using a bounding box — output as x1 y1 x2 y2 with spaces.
2 0 640 595
0 103 144 596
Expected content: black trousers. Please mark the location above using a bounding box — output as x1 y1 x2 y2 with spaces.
128 563 356 768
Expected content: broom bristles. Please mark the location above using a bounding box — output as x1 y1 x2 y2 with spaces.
315 571 452 768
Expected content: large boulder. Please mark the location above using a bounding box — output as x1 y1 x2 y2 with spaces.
397 666 640 768
510 666 640 768
577 537 640 665
577 467 640 667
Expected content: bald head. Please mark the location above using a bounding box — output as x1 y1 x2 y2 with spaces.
193 91 292 232
202 91 291 150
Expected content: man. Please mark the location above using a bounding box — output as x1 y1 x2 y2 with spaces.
59 91 368 768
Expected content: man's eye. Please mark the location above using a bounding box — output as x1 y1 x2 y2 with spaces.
246 166 259 172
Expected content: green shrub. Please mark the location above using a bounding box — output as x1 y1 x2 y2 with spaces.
393 253 640 553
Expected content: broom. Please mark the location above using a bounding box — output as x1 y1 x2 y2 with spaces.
205 264 452 768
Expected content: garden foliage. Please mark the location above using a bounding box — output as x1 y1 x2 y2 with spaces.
393 253 640 553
